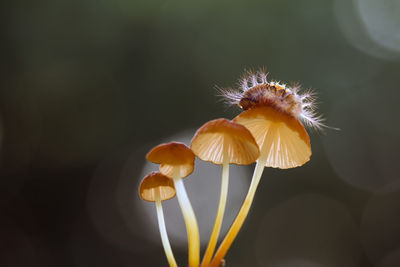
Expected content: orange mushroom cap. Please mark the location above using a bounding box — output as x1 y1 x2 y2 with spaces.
190 118 260 165
139 172 176 202
146 142 195 178
234 106 311 169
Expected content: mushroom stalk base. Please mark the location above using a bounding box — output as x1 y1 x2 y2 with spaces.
156 199 178 267
201 159 230 267
173 176 200 267
209 158 266 267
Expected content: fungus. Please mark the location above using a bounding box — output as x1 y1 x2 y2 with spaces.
190 118 259 267
140 70 325 266
139 171 177 267
146 142 199 267
235 106 311 169
211 73 313 267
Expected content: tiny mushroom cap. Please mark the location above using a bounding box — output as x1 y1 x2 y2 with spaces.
139 172 176 202
190 118 260 165
146 142 195 178
234 106 311 169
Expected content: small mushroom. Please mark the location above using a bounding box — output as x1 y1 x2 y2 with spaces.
210 106 311 267
190 118 259 267
146 141 195 178
146 142 199 267
139 172 177 267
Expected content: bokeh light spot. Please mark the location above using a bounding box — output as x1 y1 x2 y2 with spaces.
323 86 400 193
255 194 361 267
334 0 400 61
361 189 400 264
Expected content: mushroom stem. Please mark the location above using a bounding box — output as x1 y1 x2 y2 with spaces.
155 196 178 267
201 157 230 267
173 173 200 267
209 156 267 267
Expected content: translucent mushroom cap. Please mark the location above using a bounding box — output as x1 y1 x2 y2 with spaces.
139 172 176 202
190 118 260 165
234 106 311 169
146 142 195 178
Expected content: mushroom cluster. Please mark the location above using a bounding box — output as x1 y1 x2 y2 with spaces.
138 70 323 267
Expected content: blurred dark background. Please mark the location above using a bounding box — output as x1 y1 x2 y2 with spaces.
1 0 400 266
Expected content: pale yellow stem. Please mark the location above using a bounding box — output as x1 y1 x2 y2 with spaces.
173 173 200 267
155 197 178 267
209 158 266 267
209 125 276 267
201 157 229 267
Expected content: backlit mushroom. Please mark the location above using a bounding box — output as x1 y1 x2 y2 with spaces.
211 72 313 267
190 118 259 267
235 106 311 169
139 171 177 267
146 142 199 267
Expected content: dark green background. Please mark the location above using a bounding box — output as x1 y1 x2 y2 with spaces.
1 0 400 266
